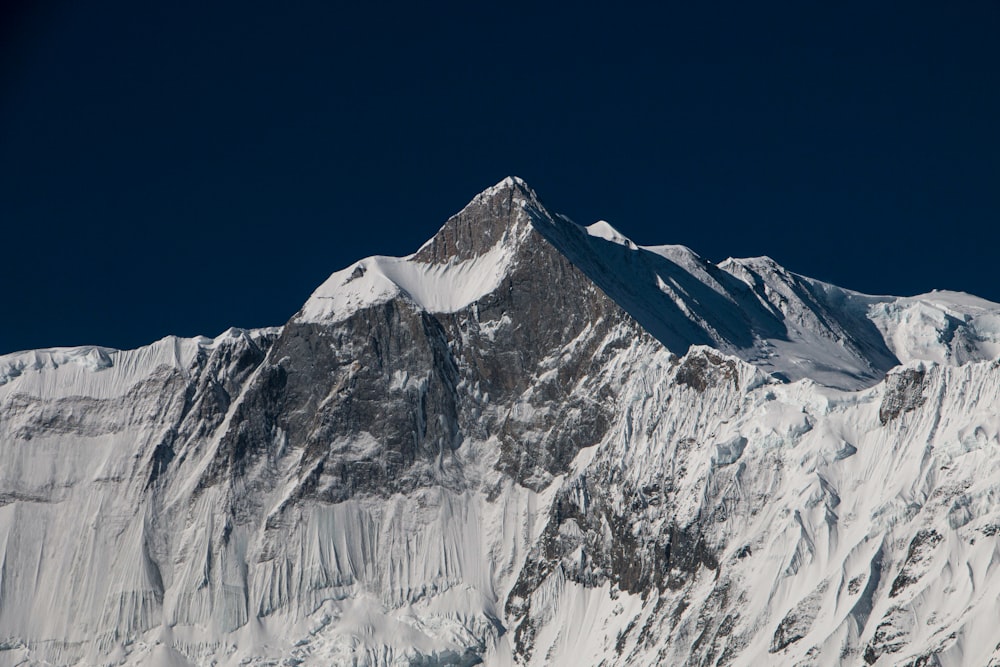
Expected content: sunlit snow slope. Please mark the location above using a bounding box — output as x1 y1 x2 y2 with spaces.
2 177 1000 667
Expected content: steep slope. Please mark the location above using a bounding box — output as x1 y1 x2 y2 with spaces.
531 203 999 391
1 177 999 667
507 351 1000 666
0 329 279 663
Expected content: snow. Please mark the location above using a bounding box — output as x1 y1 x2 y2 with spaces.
584 220 637 249
0 327 279 399
868 290 1000 365
476 175 532 200
525 579 642 666
297 233 523 324
587 347 1000 665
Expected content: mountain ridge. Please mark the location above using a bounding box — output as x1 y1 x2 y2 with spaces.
288 176 999 390
9 176 996 392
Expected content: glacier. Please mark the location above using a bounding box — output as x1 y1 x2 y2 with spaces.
1 177 1000 666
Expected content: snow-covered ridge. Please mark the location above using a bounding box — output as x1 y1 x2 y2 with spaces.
296 176 1000 389
584 220 637 249
0 327 280 398
297 178 542 324
297 239 523 323
868 289 1000 365
554 204 1000 389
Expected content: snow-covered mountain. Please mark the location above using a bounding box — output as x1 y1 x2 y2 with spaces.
2 177 1000 666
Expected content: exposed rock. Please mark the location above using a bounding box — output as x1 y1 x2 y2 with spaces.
889 529 943 598
879 367 928 424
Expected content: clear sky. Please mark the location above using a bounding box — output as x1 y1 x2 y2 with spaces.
2 1 998 354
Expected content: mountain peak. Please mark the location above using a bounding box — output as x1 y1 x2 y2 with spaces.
410 176 550 265
473 175 535 200
296 179 550 324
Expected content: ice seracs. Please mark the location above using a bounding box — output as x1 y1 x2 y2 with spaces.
867 289 1000 365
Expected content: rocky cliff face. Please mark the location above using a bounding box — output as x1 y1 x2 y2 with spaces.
2 178 1000 666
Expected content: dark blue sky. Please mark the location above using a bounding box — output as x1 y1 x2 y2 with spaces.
2 1 998 354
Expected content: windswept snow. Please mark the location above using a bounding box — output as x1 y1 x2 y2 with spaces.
297 239 520 324
584 220 637 249
0 327 279 399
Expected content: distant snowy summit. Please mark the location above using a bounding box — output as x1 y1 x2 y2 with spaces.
298 176 1000 390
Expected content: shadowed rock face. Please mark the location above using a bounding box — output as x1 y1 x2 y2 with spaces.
674 349 740 393
411 177 542 264
879 367 928 424
200 178 651 505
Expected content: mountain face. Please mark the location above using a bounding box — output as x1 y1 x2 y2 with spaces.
2 178 1000 667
